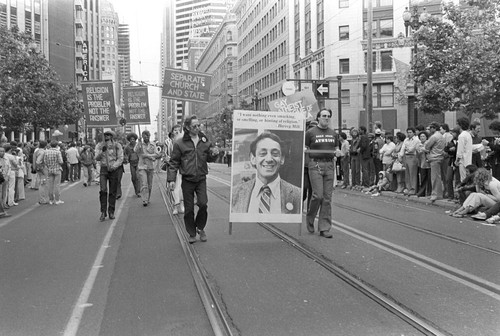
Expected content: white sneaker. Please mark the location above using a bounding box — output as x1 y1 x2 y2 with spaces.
49 200 54 205
371 192 380 197
179 203 185 214
172 205 179 215
486 215 500 224
55 200 64 205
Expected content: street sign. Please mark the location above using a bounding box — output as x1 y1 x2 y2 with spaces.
162 68 212 103
281 81 296 96
315 83 329 98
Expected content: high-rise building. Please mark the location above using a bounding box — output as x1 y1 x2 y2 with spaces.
100 0 120 110
158 0 234 136
196 13 237 120
233 0 289 111
0 0 45 47
118 23 130 89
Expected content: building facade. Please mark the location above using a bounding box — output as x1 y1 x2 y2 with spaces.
195 13 237 120
233 0 289 111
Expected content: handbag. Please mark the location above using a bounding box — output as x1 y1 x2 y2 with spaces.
161 161 168 171
392 160 405 172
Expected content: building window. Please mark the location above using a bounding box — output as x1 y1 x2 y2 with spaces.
381 51 392 71
364 83 394 108
316 59 324 78
295 45 300 62
305 65 312 79
339 0 349 8
317 30 324 49
339 25 349 41
339 59 349 74
364 18 393 39
305 38 311 55
317 0 324 24
341 89 350 105
305 10 311 33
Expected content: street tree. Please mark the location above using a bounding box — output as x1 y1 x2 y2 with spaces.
0 26 82 137
414 1 500 119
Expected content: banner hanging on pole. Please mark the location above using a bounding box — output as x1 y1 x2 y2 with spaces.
81 81 117 127
123 86 151 125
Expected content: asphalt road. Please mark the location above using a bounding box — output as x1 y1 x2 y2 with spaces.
0 164 498 336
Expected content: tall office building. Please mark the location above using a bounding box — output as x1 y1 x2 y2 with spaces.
233 0 289 111
100 0 120 110
117 23 130 89
158 0 233 135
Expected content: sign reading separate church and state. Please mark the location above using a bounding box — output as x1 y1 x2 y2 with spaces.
229 110 305 223
123 86 151 125
81 81 117 127
162 68 212 103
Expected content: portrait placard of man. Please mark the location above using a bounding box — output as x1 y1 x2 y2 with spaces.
231 132 302 214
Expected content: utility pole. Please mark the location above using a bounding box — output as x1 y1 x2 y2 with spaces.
366 0 373 132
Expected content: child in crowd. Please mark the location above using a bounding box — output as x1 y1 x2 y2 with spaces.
364 171 391 196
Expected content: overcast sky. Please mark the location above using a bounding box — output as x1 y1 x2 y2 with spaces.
110 0 167 133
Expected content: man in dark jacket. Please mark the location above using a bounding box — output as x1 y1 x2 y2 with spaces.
359 126 371 187
167 115 219 243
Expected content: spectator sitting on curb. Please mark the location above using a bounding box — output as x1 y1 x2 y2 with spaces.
455 164 478 205
363 171 390 197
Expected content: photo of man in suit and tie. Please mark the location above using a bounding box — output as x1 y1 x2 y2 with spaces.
231 132 302 214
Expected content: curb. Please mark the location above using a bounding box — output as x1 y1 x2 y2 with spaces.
336 187 458 211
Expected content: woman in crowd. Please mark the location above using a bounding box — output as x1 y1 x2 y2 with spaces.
379 134 395 182
416 131 431 197
349 128 361 189
391 132 406 193
450 168 500 217
15 148 26 202
444 127 460 200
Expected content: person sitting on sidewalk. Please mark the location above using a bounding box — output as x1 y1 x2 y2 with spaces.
450 168 500 218
455 164 478 204
363 171 390 196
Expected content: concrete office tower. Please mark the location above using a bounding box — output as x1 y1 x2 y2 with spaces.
233 0 290 111
161 0 234 130
100 0 120 110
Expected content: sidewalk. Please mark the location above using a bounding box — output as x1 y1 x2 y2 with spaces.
208 163 457 211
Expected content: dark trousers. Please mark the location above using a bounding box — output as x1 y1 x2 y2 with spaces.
446 165 460 199
303 167 312 205
373 158 383 183
99 166 119 214
116 165 124 198
129 163 140 195
361 158 372 187
484 202 500 218
69 163 78 181
350 155 360 186
416 167 432 197
61 163 69 182
182 177 208 237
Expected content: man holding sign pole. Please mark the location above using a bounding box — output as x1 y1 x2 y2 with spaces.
167 116 219 244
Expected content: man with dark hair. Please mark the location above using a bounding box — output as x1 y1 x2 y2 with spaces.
304 108 338 238
168 115 219 243
34 140 49 204
455 117 472 181
66 142 80 182
231 132 301 214
95 130 123 221
359 125 372 187
488 120 500 179
41 140 64 205
469 120 483 168
124 132 141 197
425 122 446 201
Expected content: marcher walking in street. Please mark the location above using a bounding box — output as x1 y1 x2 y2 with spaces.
135 130 161 206
80 145 95 187
66 142 80 182
165 125 184 214
167 115 219 243
124 133 141 197
304 108 338 238
95 130 123 221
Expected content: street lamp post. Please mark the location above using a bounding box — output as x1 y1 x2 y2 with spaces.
402 2 430 126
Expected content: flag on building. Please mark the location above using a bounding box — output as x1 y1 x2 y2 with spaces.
393 57 411 104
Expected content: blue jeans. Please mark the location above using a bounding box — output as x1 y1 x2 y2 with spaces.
181 177 208 237
47 172 62 202
99 166 119 214
429 160 443 198
350 155 360 186
138 168 154 203
306 160 334 232
129 164 140 195
404 155 419 193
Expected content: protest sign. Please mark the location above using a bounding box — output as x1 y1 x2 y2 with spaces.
162 68 212 103
82 81 117 127
229 110 304 223
123 86 151 125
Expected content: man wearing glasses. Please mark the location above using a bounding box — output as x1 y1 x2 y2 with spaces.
168 115 219 243
305 109 339 238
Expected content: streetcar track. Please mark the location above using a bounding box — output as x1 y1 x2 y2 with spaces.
156 175 235 336
203 172 500 335
204 183 451 336
333 202 500 256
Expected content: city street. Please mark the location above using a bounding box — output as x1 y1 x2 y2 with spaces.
0 163 497 336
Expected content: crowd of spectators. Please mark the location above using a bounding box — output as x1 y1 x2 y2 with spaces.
334 118 500 224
